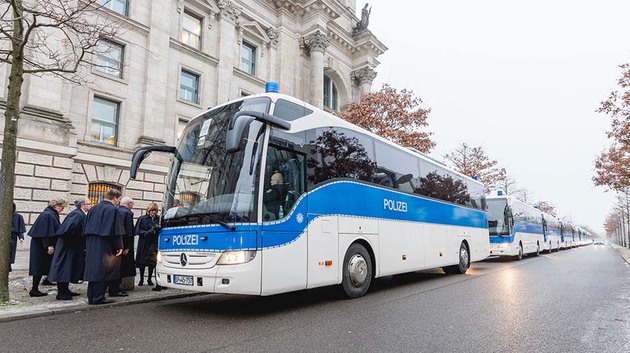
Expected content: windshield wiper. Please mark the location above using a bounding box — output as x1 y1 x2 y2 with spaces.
164 212 235 231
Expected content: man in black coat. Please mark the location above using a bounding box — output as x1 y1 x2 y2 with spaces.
48 198 91 300
84 189 124 305
27 199 67 297
106 196 136 297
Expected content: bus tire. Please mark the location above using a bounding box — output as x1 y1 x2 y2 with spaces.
341 243 373 299
515 242 523 260
443 242 469 275
533 243 540 256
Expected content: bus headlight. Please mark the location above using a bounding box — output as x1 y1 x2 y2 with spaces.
217 250 256 265
157 251 162 264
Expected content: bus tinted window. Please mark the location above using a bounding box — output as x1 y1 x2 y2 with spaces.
416 162 470 206
305 128 375 187
273 99 313 121
373 140 420 193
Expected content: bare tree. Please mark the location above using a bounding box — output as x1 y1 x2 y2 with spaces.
443 143 505 193
340 83 435 153
0 0 124 303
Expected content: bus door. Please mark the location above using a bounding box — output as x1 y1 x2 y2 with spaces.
260 144 308 295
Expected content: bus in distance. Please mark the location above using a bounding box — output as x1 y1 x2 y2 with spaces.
487 194 545 259
130 88 490 298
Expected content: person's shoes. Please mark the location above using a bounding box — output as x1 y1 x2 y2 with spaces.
147 279 154 286
109 291 128 297
138 279 144 286
56 294 73 300
90 299 115 305
41 279 55 286
29 289 48 297
68 291 81 296
152 286 162 292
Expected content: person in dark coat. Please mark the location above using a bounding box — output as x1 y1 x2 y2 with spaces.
48 198 91 300
84 189 124 305
10 203 26 272
263 171 286 219
106 196 136 297
135 202 160 286
27 199 67 297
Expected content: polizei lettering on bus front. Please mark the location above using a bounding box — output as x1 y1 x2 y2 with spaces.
384 198 408 212
172 234 199 246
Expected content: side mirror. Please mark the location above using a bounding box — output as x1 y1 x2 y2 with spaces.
130 145 176 179
226 110 291 153
396 174 413 184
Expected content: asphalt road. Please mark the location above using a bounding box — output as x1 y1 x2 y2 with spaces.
1 245 629 353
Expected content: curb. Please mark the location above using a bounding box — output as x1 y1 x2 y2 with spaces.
611 244 630 265
0 291 208 324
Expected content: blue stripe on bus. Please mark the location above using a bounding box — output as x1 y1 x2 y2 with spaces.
159 180 488 252
489 221 543 244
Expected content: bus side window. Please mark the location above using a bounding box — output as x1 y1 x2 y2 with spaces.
279 156 305 211
265 144 306 220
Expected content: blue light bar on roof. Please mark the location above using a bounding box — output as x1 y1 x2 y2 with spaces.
265 82 279 93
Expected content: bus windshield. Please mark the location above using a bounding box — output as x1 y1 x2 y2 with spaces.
487 198 510 236
162 98 270 227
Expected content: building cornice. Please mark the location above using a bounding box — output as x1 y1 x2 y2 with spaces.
265 0 341 20
233 67 267 87
353 29 388 57
169 38 220 67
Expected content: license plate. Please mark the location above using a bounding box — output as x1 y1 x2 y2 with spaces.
173 275 193 286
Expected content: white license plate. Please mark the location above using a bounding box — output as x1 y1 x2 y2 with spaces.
173 275 193 286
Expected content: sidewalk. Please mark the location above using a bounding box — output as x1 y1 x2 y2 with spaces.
611 243 630 265
0 249 203 323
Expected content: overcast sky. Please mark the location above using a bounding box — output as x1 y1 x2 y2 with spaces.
364 0 630 235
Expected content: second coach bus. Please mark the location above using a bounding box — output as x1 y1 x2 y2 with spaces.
130 87 489 298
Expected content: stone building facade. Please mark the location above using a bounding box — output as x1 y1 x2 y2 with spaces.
0 0 386 225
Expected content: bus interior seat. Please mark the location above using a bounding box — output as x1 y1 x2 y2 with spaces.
262 204 276 221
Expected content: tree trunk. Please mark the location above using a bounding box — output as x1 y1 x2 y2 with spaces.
0 2 24 303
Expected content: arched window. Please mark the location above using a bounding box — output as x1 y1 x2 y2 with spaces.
88 182 122 205
323 74 338 111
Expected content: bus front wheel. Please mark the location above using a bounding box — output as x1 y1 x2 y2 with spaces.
443 242 470 275
341 243 373 298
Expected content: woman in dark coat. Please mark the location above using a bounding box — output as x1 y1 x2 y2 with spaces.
48 198 90 300
135 202 160 286
10 202 26 272
27 199 67 297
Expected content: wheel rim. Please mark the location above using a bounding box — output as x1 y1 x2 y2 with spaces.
460 247 469 268
348 254 368 286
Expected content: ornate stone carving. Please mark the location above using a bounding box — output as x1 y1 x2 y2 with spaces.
266 27 279 48
353 3 372 35
351 67 377 85
217 0 241 22
302 30 330 53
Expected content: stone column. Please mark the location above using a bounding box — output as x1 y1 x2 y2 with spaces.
137 0 172 146
266 28 279 82
351 67 377 99
303 31 330 109
216 0 242 103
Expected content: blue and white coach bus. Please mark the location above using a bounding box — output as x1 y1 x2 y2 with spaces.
487 193 545 260
130 86 489 298
542 212 562 252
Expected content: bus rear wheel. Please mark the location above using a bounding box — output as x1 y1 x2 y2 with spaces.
341 243 373 298
515 242 523 260
443 242 469 274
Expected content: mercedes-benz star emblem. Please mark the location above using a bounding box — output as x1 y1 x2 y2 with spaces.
180 253 188 267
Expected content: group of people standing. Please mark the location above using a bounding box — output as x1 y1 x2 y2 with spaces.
12 189 162 305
